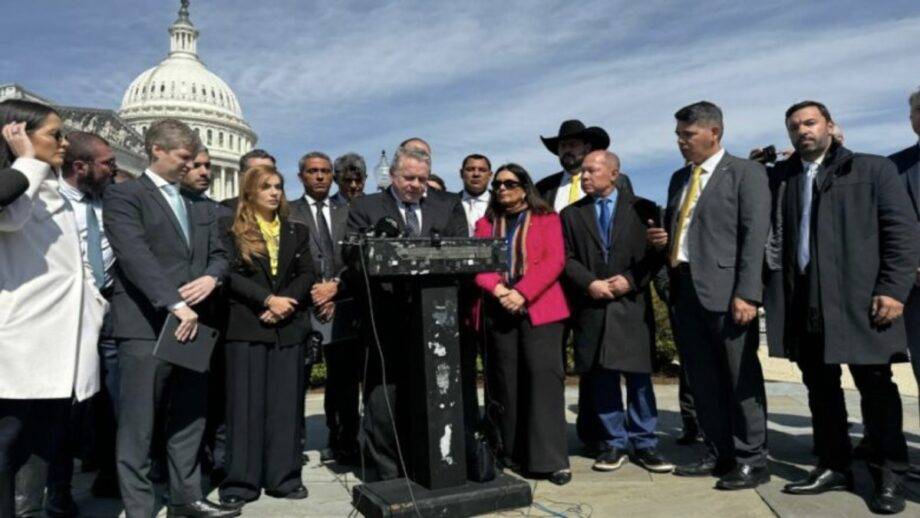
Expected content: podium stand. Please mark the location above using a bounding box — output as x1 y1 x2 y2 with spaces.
347 236 532 517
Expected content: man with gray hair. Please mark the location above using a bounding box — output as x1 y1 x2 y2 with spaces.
331 152 366 204
346 142 467 480
647 101 771 489
104 119 234 517
889 87 920 481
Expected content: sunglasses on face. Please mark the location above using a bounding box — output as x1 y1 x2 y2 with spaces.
491 179 522 190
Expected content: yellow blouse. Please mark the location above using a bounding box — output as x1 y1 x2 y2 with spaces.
256 215 281 276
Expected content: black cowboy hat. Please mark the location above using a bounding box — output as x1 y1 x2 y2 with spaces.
540 119 610 155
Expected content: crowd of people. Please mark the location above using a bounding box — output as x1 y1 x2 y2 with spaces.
0 88 918 517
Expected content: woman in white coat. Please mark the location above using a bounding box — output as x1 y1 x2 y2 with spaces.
0 100 107 516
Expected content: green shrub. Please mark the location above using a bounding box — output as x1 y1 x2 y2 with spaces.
652 289 677 371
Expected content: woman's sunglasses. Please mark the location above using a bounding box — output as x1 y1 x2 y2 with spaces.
491 179 522 190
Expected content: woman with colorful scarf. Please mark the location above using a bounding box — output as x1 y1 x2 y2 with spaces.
472 163 572 485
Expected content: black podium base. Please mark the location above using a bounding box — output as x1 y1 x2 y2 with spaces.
352 474 532 518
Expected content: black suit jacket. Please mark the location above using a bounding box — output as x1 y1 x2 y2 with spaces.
219 216 316 346
561 190 660 373
103 173 228 340
775 145 919 364
536 170 634 205
889 144 920 220
288 195 349 279
346 188 468 238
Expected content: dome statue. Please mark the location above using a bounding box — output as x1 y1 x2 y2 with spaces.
119 0 257 200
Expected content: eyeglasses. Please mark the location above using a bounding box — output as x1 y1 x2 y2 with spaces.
491 179 522 190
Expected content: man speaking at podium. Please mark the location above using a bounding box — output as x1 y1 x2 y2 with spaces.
346 143 468 480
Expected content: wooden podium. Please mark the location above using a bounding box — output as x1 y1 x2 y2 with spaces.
346 236 532 517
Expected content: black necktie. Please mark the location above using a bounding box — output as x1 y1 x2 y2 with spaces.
314 200 335 277
404 203 420 237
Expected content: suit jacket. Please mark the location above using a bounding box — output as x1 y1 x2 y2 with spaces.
346 187 468 238
663 152 771 312
288 194 358 344
0 159 105 401
774 145 920 364
561 191 660 373
889 143 920 321
473 212 570 328
103 173 228 340
219 216 315 346
536 170 634 205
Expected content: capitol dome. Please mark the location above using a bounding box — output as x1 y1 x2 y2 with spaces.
119 0 257 200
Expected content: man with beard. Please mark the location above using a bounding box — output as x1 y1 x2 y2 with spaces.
32 132 119 517
331 152 367 205
536 120 632 455
769 101 918 514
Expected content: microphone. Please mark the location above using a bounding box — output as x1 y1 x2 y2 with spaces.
373 216 401 238
0 169 29 210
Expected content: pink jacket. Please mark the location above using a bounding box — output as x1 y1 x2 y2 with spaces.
472 211 570 329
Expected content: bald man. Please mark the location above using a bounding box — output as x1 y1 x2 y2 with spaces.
561 150 672 473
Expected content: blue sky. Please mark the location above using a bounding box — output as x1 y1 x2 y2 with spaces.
4 0 920 202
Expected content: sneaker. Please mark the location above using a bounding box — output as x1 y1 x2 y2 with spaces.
593 448 628 472
632 448 675 473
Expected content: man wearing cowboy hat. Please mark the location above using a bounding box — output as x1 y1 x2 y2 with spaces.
536 119 632 213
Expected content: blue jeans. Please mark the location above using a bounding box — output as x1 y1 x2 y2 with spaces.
585 368 658 451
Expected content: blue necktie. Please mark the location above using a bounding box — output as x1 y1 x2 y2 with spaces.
597 198 611 250
797 163 819 272
404 203 420 237
163 184 190 244
85 202 105 289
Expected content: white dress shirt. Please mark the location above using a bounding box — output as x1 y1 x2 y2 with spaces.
552 170 585 213
461 189 490 237
390 187 423 230
304 194 333 234
59 180 115 289
673 148 725 264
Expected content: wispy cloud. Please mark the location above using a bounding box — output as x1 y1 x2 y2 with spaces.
4 0 919 200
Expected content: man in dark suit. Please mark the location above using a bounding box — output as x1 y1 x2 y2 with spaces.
647 101 771 489
888 88 920 481
561 150 672 474
768 101 919 514
346 145 468 480
104 119 236 518
331 152 367 205
288 151 360 464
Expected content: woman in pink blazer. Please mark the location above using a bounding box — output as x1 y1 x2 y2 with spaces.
474 163 571 485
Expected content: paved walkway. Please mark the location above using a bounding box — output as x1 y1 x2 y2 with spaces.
72 379 920 517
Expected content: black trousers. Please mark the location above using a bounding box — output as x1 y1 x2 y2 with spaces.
671 272 768 466
323 339 362 455
796 333 908 472
484 303 568 474
677 363 699 434
116 339 207 518
203 344 227 473
220 341 305 501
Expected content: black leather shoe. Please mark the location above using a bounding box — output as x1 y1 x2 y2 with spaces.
676 429 700 446
673 456 734 477
632 448 675 473
217 495 248 509
45 489 78 518
266 485 309 500
166 499 241 517
715 463 770 490
906 464 920 482
547 469 572 486
783 467 853 495
870 474 905 514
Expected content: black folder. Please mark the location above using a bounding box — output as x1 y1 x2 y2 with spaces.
633 197 662 228
153 314 219 373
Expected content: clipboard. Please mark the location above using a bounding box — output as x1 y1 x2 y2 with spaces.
153 314 219 373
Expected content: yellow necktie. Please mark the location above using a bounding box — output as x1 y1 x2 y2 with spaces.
669 166 703 267
568 173 582 204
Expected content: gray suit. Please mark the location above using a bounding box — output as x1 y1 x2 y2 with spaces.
663 152 771 467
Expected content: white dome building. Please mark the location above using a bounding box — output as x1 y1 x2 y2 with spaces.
119 0 257 200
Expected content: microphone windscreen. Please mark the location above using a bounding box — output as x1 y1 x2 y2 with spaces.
0 168 29 208
374 216 401 238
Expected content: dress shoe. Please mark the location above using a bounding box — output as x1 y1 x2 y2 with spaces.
715 463 770 490
547 469 572 486
217 495 248 509
783 467 853 495
166 499 241 517
90 471 121 499
44 489 78 518
870 472 905 515
676 429 700 446
266 485 309 500
906 464 920 482
674 456 734 477
632 448 675 473
593 448 628 472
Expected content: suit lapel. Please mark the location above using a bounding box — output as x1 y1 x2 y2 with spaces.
666 166 690 233
906 148 920 218
608 190 631 254
141 174 190 255
576 198 605 251
785 163 803 259
274 219 298 287
420 196 438 236
382 192 406 234
693 153 729 214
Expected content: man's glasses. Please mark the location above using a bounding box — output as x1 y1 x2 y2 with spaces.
491 179 522 190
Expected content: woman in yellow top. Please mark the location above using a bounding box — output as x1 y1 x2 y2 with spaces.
217 164 316 508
